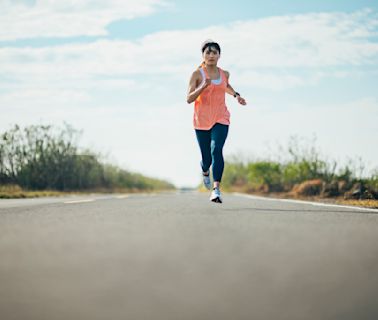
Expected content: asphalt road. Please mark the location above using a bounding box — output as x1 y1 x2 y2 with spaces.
1 191 378 320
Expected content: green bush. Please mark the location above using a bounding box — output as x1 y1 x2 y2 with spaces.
0 123 174 192
246 161 283 192
222 135 376 194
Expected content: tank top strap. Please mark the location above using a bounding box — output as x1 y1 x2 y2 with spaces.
199 67 206 79
218 68 227 84
201 66 209 78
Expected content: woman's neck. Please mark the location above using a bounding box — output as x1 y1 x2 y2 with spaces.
205 64 217 72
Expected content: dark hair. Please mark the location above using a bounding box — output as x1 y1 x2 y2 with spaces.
201 40 221 54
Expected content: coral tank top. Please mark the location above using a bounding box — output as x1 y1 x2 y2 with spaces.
193 66 230 130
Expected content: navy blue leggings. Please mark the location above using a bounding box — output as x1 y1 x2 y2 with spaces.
195 123 229 182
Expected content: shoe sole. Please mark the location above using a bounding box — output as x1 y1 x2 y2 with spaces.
211 197 222 203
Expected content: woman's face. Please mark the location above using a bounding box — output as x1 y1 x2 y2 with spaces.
203 46 220 66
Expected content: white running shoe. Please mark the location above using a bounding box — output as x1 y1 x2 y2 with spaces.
210 187 222 203
202 171 211 190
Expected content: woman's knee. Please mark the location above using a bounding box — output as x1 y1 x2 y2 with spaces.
211 143 224 157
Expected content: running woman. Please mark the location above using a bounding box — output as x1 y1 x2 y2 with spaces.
186 40 247 203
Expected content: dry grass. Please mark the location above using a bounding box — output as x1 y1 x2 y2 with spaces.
0 187 87 199
0 184 167 199
223 185 378 210
335 199 378 209
0 184 91 198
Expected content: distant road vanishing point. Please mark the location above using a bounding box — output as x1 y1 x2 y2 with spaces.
1 191 378 320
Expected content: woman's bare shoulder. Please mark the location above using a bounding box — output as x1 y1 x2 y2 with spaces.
190 69 202 81
192 69 202 76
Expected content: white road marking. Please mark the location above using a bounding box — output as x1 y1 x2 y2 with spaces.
115 195 130 199
64 199 95 204
232 192 378 213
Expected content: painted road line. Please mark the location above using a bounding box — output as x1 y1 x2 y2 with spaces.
115 195 130 199
232 192 378 213
64 199 95 204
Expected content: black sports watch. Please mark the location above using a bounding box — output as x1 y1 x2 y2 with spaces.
233 92 240 98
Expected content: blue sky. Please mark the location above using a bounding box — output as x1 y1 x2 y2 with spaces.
1 0 377 187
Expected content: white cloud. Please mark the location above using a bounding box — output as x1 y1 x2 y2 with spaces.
0 88 91 108
236 72 317 91
0 0 168 40
220 9 378 68
1 8 377 90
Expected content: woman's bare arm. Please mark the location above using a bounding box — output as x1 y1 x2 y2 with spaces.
224 71 247 105
187 70 211 104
